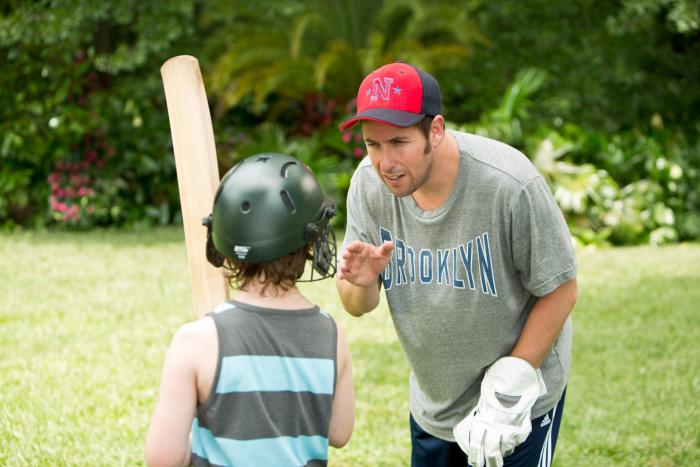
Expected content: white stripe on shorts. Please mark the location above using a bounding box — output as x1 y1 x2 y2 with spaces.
538 404 557 467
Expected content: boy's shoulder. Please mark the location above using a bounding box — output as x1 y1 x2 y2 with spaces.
167 316 218 383
172 315 216 348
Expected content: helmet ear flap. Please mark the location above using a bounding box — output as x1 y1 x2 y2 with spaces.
203 215 225 268
312 225 336 277
305 205 337 280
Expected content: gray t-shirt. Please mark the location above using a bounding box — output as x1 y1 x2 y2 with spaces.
342 130 577 441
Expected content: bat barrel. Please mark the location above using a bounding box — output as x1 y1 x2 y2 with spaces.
161 55 229 317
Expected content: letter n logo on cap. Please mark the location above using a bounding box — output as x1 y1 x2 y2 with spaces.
370 77 394 102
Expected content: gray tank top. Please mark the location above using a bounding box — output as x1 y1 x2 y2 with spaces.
190 300 337 466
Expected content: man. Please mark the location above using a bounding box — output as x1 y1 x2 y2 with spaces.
146 153 354 466
335 62 577 467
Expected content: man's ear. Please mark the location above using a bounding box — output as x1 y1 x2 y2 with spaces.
430 115 446 146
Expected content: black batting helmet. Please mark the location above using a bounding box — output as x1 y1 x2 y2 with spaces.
203 153 336 279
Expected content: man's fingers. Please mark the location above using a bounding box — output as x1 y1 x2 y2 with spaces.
484 430 503 467
452 414 472 454
337 258 353 279
336 240 393 286
343 240 366 255
468 423 486 467
343 240 393 259
336 266 347 281
340 249 354 261
377 240 394 257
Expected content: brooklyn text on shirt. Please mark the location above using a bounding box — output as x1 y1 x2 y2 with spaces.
379 227 498 297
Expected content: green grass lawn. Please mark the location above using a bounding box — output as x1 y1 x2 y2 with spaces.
1 228 699 466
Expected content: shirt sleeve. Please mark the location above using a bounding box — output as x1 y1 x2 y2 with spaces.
341 170 372 252
510 176 577 296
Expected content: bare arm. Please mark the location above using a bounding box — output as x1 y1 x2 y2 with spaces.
145 323 202 467
335 278 381 317
511 278 578 367
335 240 394 317
328 324 355 448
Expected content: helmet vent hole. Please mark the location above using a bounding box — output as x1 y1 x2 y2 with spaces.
280 161 298 178
241 201 251 213
280 190 296 213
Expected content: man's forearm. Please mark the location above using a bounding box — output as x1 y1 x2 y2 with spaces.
511 278 578 367
336 277 381 317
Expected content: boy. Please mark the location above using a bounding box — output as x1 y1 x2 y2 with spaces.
146 153 354 466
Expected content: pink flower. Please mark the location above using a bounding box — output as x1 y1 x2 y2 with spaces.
342 132 352 143
353 148 365 158
61 205 80 222
80 186 96 197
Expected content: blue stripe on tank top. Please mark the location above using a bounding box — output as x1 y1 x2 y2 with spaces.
216 355 334 394
191 419 328 466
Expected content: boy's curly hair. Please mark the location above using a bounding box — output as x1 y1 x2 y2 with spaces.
223 243 311 294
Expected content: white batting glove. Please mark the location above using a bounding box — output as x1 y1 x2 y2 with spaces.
453 357 547 467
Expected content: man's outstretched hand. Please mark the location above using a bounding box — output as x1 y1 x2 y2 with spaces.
337 240 394 287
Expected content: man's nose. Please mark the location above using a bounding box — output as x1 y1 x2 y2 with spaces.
379 146 399 169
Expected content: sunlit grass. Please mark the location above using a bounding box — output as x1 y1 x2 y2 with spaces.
557 244 700 466
1 229 698 465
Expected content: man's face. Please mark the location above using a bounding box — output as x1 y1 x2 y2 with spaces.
361 121 433 198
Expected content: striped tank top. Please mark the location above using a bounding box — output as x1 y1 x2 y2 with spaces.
190 300 337 467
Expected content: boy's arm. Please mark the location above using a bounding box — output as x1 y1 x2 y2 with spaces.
328 324 355 448
145 323 200 467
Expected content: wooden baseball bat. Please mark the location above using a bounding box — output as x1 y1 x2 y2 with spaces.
160 55 229 318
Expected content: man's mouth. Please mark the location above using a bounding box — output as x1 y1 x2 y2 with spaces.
384 174 404 185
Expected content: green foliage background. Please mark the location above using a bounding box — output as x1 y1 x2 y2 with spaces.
1 0 699 244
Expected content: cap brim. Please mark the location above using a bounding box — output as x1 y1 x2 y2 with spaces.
339 108 425 130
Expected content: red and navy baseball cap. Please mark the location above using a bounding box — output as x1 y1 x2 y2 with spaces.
339 62 442 130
